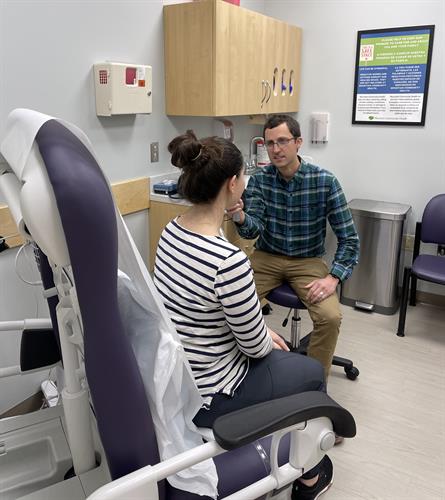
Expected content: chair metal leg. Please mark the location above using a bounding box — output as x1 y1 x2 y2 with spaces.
290 308 301 350
409 274 417 306
397 267 411 337
284 307 359 381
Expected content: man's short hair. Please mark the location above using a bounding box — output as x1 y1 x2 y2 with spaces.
263 114 301 138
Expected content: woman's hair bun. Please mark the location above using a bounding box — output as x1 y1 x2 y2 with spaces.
168 130 204 169
167 130 242 205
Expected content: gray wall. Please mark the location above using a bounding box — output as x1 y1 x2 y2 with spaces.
0 0 265 184
262 0 445 230
261 0 445 295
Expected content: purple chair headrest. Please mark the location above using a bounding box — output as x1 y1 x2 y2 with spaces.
34 120 162 487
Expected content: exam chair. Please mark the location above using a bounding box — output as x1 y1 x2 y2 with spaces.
0 109 356 500
397 194 445 337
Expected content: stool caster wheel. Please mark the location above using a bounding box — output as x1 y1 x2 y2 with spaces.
345 366 359 380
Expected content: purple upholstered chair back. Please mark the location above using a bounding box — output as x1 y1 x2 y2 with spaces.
34 120 163 491
421 194 445 244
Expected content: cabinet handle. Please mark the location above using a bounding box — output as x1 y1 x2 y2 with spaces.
281 69 287 96
260 80 267 108
265 80 272 103
289 70 294 96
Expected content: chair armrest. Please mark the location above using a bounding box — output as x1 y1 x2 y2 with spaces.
213 391 356 450
88 392 355 500
88 440 224 500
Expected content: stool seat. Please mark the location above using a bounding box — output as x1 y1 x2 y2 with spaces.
267 283 306 309
265 282 360 381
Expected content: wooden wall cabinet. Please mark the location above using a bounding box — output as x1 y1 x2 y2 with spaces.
164 0 302 116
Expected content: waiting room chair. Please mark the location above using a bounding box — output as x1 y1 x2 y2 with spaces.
0 109 356 500
267 283 359 380
397 194 445 337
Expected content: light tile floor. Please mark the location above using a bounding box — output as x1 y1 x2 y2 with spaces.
265 301 445 500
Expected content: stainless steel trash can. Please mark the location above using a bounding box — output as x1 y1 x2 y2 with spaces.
341 199 411 315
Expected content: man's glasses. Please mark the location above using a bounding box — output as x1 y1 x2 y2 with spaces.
265 137 297 150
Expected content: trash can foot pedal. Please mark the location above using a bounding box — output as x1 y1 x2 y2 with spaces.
354 301 374 312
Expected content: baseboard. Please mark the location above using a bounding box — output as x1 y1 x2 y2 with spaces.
0 391 44 418
415 291 445 308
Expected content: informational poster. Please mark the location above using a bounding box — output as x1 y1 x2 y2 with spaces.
352 25 435 126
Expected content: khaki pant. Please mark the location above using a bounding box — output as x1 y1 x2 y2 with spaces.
250 250 342 378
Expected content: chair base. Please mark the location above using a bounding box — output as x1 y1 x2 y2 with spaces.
285 334 360 381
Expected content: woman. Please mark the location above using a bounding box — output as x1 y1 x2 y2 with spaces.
154 131 333 500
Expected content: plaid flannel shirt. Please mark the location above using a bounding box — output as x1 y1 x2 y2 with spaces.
237 159 359 281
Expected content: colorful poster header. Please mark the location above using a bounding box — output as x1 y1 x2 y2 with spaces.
352 25 435 126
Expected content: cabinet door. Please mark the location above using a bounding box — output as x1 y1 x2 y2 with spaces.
149 201 190 270
164 1 214 116
263 18 301 114
280 24 301 112
214 1 266 116
164 0 301 117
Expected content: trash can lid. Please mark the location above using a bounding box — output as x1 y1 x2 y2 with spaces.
348 199 411 220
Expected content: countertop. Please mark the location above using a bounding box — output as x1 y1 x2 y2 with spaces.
149 171 190 205
149 172 250 205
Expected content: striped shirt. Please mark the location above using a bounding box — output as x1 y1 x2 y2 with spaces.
154 218 272 408
237 160 359 281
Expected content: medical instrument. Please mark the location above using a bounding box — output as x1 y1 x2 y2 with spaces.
153 179 178 195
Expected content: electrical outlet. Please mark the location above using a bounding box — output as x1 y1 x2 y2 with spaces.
150 142 159 163
404 234 415 251
438 245 445 257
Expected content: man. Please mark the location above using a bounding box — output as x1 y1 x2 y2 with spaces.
230 114 359 377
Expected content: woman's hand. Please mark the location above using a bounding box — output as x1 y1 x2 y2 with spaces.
268 328 290 351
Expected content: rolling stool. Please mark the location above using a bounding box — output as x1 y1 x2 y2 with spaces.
266 282 359 380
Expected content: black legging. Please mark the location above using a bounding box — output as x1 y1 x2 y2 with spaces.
194 349 326 479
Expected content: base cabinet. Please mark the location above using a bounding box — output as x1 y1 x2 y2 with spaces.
149 201 190 271
149 201 256 270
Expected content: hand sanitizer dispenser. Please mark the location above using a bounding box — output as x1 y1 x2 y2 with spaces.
311 112 329 144
93 62 152 116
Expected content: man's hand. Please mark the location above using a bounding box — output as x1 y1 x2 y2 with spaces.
226 198 245 224
304 275 339 304
268 328 290 351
